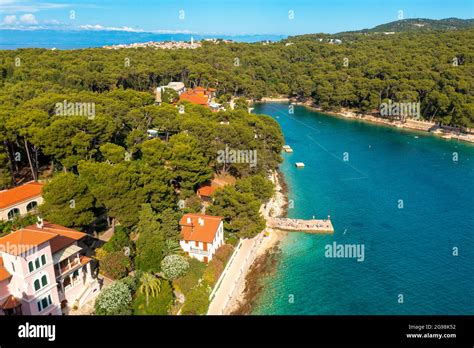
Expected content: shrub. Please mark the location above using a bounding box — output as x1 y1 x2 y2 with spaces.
225 233 239 246
214 244 234 263
94 247 108 262
102 226 131 254
133 280 173 315
119 272 141 293
134 234 166 274
173 258 206 296
184 194 202 213
161 254 189 280
181 283 211 315
99 251 131 279
94 281 132 315
202 258 224 286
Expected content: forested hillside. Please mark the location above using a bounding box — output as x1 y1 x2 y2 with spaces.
1 28 472 130
338 18 474 33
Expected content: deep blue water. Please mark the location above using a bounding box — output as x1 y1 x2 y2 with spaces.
0 30 285 49
253 103 474 315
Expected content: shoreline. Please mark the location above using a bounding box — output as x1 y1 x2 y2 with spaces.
253 98 474 144
224 170 289 314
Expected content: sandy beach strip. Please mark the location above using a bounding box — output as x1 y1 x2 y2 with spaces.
208 170 288 315
298 102 474 144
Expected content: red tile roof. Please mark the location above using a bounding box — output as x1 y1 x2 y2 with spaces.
0 295 21 309
179 90 209 106
0 257 11 282
179 214 223 243
0 222 86 256
197 185 216 197
0 182 43 209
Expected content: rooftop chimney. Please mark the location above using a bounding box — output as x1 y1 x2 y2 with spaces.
186 217 192 224
36 216 44 229
198 217 204 226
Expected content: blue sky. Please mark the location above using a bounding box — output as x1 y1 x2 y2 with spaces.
0 0 473 34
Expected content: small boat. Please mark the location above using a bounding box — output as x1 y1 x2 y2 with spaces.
282 145 293 153
295 162 305 168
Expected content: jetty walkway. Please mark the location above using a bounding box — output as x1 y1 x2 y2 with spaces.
267 217 334 233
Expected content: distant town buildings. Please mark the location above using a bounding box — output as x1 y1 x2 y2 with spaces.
0 220 99 315
179 214 224 263
103 40 202 50
0 182 43 221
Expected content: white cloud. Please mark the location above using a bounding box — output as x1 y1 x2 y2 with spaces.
152 29 194 34
79 24 144 32
19 13 37 24
2 13 16 24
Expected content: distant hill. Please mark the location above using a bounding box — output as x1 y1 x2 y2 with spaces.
342 18 474 34
287 18 474 42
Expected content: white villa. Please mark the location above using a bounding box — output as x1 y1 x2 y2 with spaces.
0 220 99 315
179 214 224 263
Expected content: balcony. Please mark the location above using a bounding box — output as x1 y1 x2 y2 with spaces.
60 259 80 274
189 247 209 256
55 255 89 279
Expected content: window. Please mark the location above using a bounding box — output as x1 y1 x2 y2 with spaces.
26 201 38 212
7 208 20 220
28 255 47 274
33 274 48 292
195 241 199 247
37 294 52 312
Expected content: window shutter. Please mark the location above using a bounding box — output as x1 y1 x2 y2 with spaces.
34 279 40 291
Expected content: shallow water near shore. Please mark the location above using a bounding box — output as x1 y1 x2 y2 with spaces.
252 103 474 315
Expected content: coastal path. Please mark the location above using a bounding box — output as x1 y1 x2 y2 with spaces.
207 232 264 315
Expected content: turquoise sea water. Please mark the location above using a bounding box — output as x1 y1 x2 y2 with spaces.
252 103 474 315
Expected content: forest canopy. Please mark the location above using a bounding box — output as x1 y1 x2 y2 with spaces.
0 28 472 128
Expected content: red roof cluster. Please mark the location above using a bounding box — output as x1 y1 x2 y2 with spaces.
179 87 215 106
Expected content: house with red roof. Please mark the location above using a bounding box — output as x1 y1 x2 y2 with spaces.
179 214 224 263
0 219 99 315
197 185 216 202
178 86 217 108
0 181 43 221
